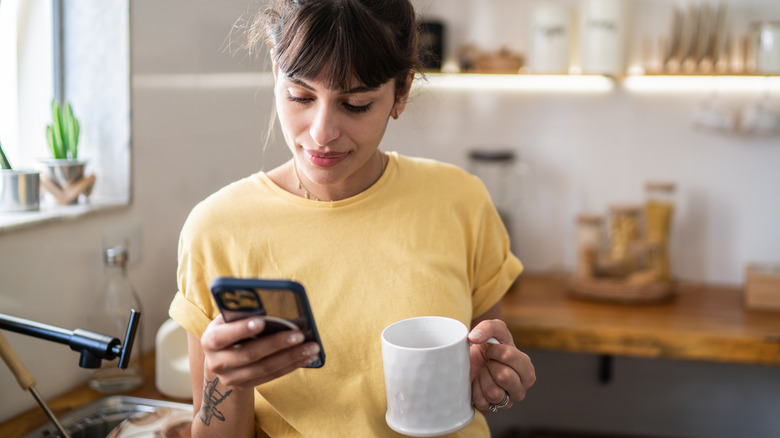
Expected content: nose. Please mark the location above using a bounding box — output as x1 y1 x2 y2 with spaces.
309 103 340 146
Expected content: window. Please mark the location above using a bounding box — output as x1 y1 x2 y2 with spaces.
0 0 54 169
0 0 130 231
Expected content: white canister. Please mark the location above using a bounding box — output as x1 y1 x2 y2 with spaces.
579 0 629 75
754 22 780 74
155 318 192 400
528 3 573 74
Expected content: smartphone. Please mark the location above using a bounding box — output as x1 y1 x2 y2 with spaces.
210 277 325 368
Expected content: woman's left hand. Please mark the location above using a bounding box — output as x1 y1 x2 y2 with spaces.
468 319 536 413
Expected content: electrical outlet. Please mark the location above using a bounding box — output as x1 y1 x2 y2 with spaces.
101 221 143 265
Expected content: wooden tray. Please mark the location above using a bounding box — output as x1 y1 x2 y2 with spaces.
568 277 674 304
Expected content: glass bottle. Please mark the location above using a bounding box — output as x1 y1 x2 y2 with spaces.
88 245 143 393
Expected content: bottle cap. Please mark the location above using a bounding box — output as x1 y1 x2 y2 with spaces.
105 245 128 267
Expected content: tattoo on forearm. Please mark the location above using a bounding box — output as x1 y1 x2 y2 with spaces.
200 376 233 426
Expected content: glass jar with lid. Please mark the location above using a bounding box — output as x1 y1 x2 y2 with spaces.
468 148 517 236
644 181 676 282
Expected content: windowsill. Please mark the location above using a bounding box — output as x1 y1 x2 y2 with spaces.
0 196 129 234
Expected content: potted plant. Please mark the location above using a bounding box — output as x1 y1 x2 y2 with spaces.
0 140 41 212
39 99 95 204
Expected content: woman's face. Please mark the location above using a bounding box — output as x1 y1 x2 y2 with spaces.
274 67 407 200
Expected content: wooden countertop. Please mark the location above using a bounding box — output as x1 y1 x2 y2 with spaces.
4 274 780 436
504 274 780 366
0 352 191 437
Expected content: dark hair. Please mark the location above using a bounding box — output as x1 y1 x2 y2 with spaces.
252 0 422 96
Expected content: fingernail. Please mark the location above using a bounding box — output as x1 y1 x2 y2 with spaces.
469 329 484 340
303 344 321 356
288 333 305 345
247 317 264 332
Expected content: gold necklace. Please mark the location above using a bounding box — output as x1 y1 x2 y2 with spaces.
291 152 387 202
292 158 328 201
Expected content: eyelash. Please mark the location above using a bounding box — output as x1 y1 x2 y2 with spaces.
287 93 372 114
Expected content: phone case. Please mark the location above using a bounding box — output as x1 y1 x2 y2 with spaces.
210 277 325 368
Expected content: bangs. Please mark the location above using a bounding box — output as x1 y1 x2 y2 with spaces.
272 1 407 90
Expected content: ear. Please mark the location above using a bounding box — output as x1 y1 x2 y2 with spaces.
392 70 415 119
272 58 278 82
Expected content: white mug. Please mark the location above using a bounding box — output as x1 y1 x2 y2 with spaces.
381 316 474 437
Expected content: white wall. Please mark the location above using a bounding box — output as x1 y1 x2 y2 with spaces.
1 1 780 436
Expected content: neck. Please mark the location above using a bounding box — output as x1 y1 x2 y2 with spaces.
293 151 387 202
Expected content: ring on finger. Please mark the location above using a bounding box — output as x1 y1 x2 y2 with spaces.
489 391 510 413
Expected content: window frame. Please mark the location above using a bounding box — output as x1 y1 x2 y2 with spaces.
0 0 131 234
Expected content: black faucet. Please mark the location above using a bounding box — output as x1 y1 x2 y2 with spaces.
0 309 140 369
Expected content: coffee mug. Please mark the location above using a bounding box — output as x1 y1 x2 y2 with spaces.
381 316 474 437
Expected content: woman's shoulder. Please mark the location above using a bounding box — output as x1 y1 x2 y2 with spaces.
182 173 267 232
391 153 486 195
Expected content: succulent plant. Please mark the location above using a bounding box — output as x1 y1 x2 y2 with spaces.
46 99 80 160
0 140 11 170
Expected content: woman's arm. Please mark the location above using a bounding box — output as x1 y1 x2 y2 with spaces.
189 332 255 438
187 315 322 437
469 302 536 413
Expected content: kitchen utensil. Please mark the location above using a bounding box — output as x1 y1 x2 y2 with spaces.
0 332 70 438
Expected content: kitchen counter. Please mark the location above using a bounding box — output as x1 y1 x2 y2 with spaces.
0 352 190 437
4 274 780 435
504 274 780 366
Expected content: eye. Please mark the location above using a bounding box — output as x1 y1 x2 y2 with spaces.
287 91 312 105
343 102 372 114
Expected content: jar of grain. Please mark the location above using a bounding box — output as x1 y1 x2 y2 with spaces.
644 181 676 282
576 214 603 278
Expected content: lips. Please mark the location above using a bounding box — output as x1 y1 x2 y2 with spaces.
305 149 348 168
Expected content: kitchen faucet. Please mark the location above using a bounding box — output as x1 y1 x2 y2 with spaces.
0 309 140 438
0 309 140 369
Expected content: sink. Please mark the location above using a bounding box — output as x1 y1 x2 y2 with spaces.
23 396 192 438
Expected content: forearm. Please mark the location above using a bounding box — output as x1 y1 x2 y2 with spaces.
189 333 256 438
192 371 256 438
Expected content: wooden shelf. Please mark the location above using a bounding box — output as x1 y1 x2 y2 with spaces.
420 72 780 92
502 274 780 366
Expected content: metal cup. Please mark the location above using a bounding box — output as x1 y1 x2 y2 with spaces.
0 170 41 212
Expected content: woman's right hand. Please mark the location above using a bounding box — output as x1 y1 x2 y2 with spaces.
187 316 322 437
200 314 322 389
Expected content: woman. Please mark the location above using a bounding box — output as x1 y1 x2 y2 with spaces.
169 0 535 436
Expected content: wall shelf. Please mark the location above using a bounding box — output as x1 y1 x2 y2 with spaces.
419 72 780 93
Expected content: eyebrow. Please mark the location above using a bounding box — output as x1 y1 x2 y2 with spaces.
288 76 379 95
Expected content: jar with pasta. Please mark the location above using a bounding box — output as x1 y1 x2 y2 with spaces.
644 181 676 282
608 204 641 274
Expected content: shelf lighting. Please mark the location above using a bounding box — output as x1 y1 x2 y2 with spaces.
622 75 780 93
421 73 615 93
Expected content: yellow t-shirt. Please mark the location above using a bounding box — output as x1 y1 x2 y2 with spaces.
169 152 523 437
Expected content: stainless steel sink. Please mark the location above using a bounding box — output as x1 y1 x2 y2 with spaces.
23 396 192 438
